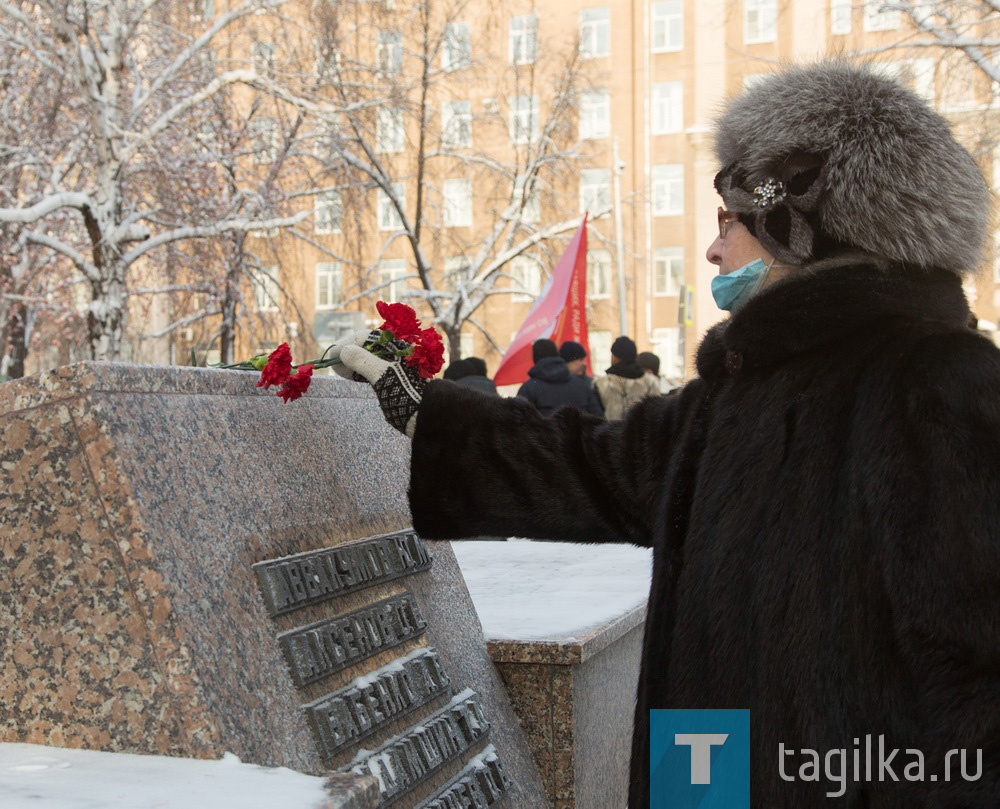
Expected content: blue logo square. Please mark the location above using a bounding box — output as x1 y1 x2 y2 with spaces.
650 709 751 809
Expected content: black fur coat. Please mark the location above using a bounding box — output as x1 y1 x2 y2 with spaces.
408 262 1000 808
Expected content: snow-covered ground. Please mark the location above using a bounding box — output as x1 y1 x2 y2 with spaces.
451 539 653 641
0 745 337 809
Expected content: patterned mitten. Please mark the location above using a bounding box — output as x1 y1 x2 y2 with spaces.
334 339 425 437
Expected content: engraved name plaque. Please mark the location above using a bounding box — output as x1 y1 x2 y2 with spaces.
350 689 490 806
254 531 512 807
305 646 451 760
254 530 431 617
416 745 510 809
278 593 427 688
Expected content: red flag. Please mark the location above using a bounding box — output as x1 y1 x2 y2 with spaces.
494 214 591 386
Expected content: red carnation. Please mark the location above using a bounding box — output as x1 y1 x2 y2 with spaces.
277 364 314 402
406 327 445 378
376 301 422 342
258 343 293 389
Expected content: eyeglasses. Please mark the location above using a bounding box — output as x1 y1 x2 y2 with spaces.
718 207 739 240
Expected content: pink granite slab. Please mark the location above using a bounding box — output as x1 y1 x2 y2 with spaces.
0 362 547 809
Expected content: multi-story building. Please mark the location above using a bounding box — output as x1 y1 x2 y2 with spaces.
172 0 1000 379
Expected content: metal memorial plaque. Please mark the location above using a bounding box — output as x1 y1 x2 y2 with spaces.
349 689 490 806
416 745 510 809
254 530 431 617
277 592 427 688
305 646 451 760
254 529 511 808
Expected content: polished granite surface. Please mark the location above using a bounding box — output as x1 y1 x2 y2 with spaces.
0 363 547 809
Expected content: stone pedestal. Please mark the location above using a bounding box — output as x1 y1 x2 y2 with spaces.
0 363 548 809
452 541 650 809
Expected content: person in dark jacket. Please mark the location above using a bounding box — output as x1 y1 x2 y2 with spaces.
558 340 593 387
454 357 497 396
516 339 603 417
330 62 1000 808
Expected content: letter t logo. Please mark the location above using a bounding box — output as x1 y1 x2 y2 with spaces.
674 733 729 784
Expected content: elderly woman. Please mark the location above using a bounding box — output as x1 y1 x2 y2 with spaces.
333 62 1000 807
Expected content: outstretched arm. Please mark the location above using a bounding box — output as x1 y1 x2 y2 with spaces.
408 379 694 546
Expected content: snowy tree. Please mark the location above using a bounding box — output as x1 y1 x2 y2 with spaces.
870 1 1000 83
301 0 610 359
0 0 312 362
129 83 316 365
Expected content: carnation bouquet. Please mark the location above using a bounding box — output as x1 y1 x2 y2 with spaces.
217 301 444 402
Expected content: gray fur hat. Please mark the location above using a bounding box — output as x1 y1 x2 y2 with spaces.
714 61 990 273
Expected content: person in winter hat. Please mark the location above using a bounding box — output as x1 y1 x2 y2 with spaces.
594 336 660 419
516 339 603 417
329 61 1000 808
451 356 498 396
558 340 589 376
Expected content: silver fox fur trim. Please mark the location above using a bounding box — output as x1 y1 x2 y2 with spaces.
714 61 990 273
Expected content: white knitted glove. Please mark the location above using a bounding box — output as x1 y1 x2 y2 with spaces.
329 329 424 437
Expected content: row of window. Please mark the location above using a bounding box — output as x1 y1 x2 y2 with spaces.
311 163 685 235
249 79 685 160
306 247 686 311
284 0 905 89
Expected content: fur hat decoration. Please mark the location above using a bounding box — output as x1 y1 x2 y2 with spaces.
713 61 990 273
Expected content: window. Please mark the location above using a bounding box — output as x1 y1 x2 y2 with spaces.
872 61 902 83
509 15 537 65
315 119 342 161
378 183 405 230
651 1 682 52
589 329 613 374
510 256 542 301
652 326 685 379
442 22 471 71
444 256 472 291
864 0 899 31
250 116 278 163
510 94 539 144
876 60 934 102
993 145 1000 193
377 30 403 75
376 106 405 153
459 332 474 358
579 90 610 140
314 42 340 81
314 190 341 234
743 73 769 91
442 100 471 148
252 41 275 72
653 247 683 296
580 8 610 58
652 164 683 216
580 169 611 214
254 265 280 311
379 259 407 303
993 232 1000 284
831 0 851 35
651 82 683 134
316 262 342 309
587 249 612 298
745 0 776 43
514 174 540 223
907 58 936 102
443 178 472 227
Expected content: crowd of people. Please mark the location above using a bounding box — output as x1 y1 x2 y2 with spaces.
443 335 670 421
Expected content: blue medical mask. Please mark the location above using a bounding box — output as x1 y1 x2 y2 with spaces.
711 258 771 312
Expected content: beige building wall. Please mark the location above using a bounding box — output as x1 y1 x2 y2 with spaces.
230 0 1000 378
